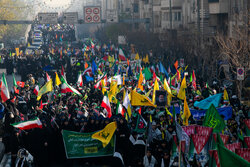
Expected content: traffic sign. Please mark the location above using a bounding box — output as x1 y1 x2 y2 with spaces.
237 67 244 80
38 13 58 24
106 10 118 23
84 6 101 23
63 12 78 24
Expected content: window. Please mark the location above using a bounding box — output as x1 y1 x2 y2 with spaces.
162 12 169 21
133 4 139 13
174 12 181 21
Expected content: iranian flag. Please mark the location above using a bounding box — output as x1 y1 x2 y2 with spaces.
82 67 92 76
11 117 42 130
101 93 112 118
33 85 39 96
1 73 10 102
116 101 125 117
119 48 126 61
76 73 83 87
61 77 82 96
46 72 51 82
12 74 19 94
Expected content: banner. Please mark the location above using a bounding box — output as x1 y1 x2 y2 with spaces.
194 93 222 109
236 148 250 162
182 125 196 137
191 134 210 154
225 142 242 153
62 130 115 159
244 137 250 148
195 126 213 136
170 107 232 120
213 133 229 145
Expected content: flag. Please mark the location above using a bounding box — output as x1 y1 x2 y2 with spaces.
143 67 152 80
203 104 226 132
177 77 187 100
159 62 169 79
39 100 43 110
192 70 197 90
174 60 178 69
101 93 112 118
135 53 140 60
194 93 223 110
92 60 98 75
138 70 144 91
37 79 53 101
163 78 172 96
224 88 229 102
33 85 39 96
217 140 250 167
46 72 51 82
131 90 156 107
92 122 117 148
61 77 82 96
76 72 83 87
82 67 92 76
12 74 19 94
11 117 42 130
1 73 10 102
152 79 159 104
116 101 125 117
61 65 65 77
183 97 191 126
118 48 126 61
16 81 25 88
135 114 147 133
123 91 132 117
55 72 61 86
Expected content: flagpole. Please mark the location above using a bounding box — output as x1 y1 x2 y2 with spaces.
179 140 181 167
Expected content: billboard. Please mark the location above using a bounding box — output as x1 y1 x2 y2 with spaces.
84 6 101 23
63 12 78 24
38 13 58 24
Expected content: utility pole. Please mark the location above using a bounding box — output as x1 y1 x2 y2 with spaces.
169 0 172 30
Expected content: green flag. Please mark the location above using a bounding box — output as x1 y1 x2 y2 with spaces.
203 104 226 133
217 142 250 167
142 67 152 80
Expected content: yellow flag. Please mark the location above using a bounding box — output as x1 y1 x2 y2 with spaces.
223 88 229 102
135 53 140 60
152 79 159 104
131 90 156 107
15 48 19 57
37 79 53 101
92 122 117 148
150 115 152 123
145 89 152 97
167 94 172 106
108 81 118 103
163 78 173 96
177 77 187 100
165 107 172 117
183 97 191 126
138 70 144 91
127 104 132 118
27 42 31 47
145 54 149 63
55 72 61 86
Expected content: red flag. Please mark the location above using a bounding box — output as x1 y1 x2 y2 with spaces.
16 81 25 88
236 148 250 162
225 142 242 153
61 65 65 76
244 119 250 130
138 107 141 115
39 100 43 110
244 137 250 148
174 60 178 69
195 126 213 136
192 134 210 154
182 125 196 137
213 133 229 145
209 150 220 167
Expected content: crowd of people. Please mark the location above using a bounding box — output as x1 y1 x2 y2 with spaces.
0 24 249 167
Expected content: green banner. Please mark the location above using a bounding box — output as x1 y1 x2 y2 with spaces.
62 130 115 159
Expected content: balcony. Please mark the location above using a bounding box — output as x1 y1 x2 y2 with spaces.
209 0 228 14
